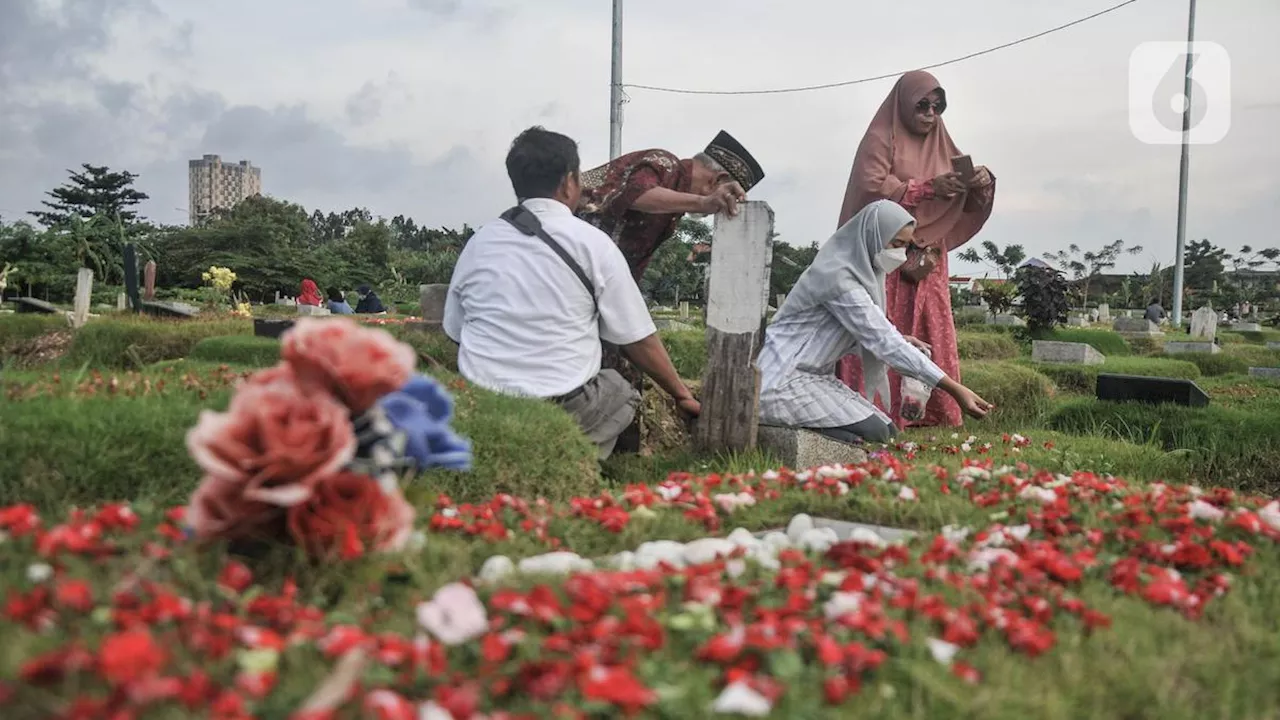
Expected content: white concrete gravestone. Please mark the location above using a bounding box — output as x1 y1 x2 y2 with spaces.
71 268 93 329
116 292 127 311
1267 341 1280 351
1190 306 1217 342
1165 341 1220 355
756 426 869 469
1249 367 1280 380
1114 317 1163 336
1032 340 1104 365
1233 322 1263 332
1097 303 1111 322
419 284 449 326
679 301 690 319
697 202 774 453
296 304 331 316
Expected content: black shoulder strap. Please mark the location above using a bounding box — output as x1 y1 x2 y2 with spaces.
500 205 597 307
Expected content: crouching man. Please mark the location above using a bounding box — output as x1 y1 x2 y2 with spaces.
444 126 700 460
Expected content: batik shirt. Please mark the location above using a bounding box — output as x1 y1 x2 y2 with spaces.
577 149 694 281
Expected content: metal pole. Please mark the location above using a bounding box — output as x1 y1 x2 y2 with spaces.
1170 0 1196 328
609 0 624 159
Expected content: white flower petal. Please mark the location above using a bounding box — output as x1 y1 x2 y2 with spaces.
711 681 772 717
926 637 959 666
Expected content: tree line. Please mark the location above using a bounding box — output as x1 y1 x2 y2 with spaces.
0 164 819 306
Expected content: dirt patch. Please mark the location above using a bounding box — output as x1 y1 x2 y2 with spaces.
638 379 701 455
4 330 73 367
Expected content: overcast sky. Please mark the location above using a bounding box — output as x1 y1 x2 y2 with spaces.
1 0 1274 277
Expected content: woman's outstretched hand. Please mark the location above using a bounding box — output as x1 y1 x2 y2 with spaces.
954 386 993 419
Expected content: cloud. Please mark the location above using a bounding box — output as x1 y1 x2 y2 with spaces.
0 0 1276 280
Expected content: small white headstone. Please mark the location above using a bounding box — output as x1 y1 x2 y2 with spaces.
296 304 331 316
679 301 690 319
1097 303 1111 322
1248 367 1280 380
116 292 127 310
1165 341 1220 355
1190 306 1217 342
71 268 93 328
419 284 449 324
776 293 786 310
1032 341 1105 365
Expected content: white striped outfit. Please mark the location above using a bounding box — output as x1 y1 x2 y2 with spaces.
758 284 945 429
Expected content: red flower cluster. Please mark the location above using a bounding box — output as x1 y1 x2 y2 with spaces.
3 434 1278 718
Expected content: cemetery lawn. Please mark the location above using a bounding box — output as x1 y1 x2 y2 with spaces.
4 314 1280 718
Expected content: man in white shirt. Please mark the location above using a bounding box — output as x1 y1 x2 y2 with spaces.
444 126 701 460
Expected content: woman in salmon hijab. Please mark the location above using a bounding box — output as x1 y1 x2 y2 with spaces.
835 70 996 429
297 278 323 307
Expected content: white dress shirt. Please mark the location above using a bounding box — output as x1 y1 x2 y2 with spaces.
757 285 946 428
444 198 656 399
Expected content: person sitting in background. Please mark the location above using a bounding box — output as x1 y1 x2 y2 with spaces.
758 200 992 444
1144 299 1166 324
298 278 323 306
355 284 387 314
327 287 354 314
445 126 700 460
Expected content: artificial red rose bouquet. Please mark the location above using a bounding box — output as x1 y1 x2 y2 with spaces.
183 317 471 559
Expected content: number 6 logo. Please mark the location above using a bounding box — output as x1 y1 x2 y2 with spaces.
1129 41 1230 145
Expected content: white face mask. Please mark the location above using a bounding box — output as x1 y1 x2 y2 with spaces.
875 247 908 274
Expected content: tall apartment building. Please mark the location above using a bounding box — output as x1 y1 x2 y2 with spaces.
188 155 262 225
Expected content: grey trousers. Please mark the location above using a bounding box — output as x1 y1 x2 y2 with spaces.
554 369 641 461
813 416 899 445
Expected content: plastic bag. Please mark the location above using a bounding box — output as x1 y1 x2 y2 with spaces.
900 347 932 423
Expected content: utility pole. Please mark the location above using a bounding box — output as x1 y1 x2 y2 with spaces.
609 0 624 159
1170 0 1197 328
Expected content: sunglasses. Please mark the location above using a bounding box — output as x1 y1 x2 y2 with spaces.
914 98 946 115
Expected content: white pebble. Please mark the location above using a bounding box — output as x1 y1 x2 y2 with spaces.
477 555 514 583
683 538 737 566
786 514 814 544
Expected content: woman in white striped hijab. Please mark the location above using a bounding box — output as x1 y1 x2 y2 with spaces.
757 200 992 444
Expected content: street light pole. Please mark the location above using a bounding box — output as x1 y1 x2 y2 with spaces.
1170 0 1197 328
609 0 624 159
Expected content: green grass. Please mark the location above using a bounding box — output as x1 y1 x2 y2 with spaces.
1025 356 1201 394
1047 396 1280 494
0 314 67 355
959 360 1056 423
0 361 602 512
189 335 282 367
1222 343 1280 368
957 332 1020 361
1038 328 1132 356
387 326 460 372
660 328 708 379
1220 329 1280 345
1176 352 1251 377
65 316 253 368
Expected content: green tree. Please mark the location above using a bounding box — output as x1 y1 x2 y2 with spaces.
641 218 709 304
957 240 1026 280
30 164 150 228
1046 240 1144 309
771 241 819 299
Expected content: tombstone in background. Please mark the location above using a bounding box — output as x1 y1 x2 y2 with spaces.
296 304 331 317
1167 305 1222 354
1113 316 1164 337
1096 373 1209 407
1248 367 1280 380
16 297 58 314
1097 303 1111 322
123 243 141 312
1189 306 1217 342
679 301 690 319
1267 341 1280 351
1032 340 1105 365
116 293 127 310
988 314 1027 328
419 284 449 329
143 261 157 301
697 201 774 453
255 318 295 339
1067 314 1089 328
71 268 93 329
1233 321 1263 332
142 300 199 319
776 293 786 310
654 318 695 332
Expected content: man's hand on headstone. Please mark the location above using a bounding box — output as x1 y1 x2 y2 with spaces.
698 182 747 217
676 396 702 418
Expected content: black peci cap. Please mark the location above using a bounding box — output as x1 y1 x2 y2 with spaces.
704 130 765 191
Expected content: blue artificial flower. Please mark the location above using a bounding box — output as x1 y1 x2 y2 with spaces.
377 374 472 472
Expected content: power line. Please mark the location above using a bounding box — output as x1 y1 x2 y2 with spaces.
624 0 1141 96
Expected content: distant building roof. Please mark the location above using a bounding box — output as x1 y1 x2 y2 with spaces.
1020 257 1056 270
